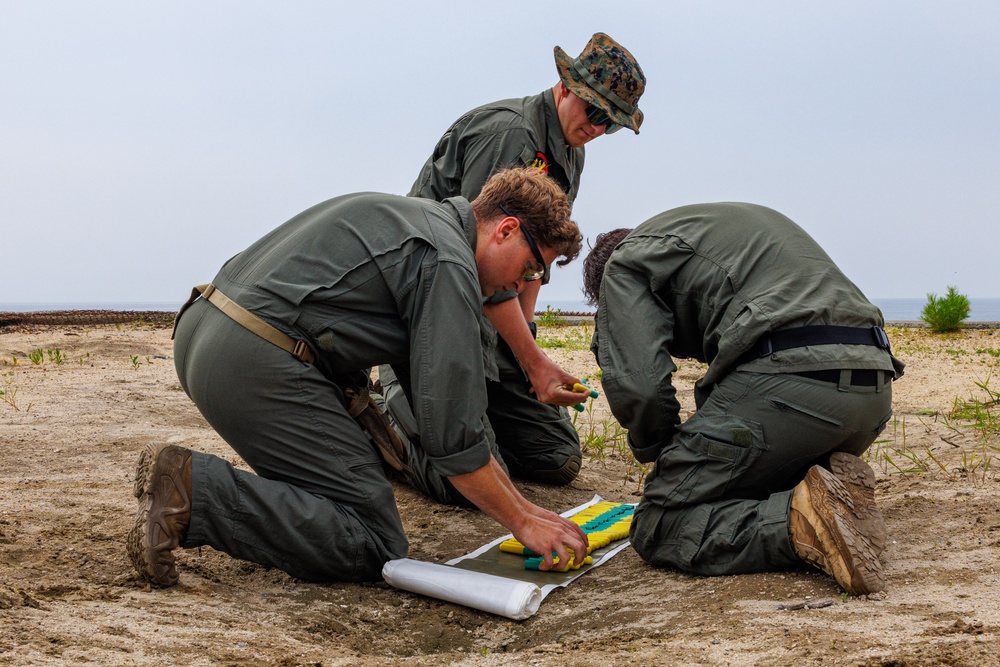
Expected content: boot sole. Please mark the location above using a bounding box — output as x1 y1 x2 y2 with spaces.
828 452 887 556
133 442 167 499
530 455 582 485
126 443 180 587
801 466 885 595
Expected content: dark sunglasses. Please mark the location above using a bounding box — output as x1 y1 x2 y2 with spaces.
500 203 546 281
585 102 622 134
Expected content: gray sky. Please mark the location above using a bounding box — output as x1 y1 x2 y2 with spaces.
2 1 997 306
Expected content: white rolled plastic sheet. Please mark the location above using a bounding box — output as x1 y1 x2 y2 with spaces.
382 558 541 620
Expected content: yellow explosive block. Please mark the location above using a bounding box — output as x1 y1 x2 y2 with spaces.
501 501 634 571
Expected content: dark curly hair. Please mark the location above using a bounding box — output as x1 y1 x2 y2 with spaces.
472 167 582 266
582 228 632 306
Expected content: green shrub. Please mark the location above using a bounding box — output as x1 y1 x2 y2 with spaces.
921 286 970 332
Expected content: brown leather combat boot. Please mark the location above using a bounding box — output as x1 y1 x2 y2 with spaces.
126 443 193 587
789 464 885 595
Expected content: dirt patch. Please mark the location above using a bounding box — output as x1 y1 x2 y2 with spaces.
2 322 999 666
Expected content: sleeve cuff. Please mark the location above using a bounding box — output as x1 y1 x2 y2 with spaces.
426 438 494 478
628 433 665 464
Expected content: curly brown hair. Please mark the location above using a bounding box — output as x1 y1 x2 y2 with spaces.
582 228 632 305
472 167 582 266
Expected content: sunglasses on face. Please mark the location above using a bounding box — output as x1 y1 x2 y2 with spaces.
500 203 546 282
584 102 623 134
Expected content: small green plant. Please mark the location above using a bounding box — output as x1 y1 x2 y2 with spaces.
920 286 970 332
79 352 90 365
46 349 65 365
572 400 648 491
130 355 141 369
28 349 44 365
535 305 566 328
1 372 20 411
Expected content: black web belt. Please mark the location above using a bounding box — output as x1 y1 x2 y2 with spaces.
737 325 891 366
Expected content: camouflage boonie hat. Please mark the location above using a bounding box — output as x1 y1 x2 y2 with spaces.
554 32 646 134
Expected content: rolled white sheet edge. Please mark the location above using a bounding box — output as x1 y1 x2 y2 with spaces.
382 558 541 620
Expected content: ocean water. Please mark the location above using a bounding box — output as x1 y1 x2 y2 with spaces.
538 298 1000 322
4 298 1000 321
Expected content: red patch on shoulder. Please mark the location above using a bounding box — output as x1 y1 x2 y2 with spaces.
530 151 549 174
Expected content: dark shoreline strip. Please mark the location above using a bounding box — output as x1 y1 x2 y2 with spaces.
0 310 177 330
2 310 998 331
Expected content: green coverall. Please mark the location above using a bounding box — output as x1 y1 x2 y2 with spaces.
380 89 584 498
173 194 498 581
591 203 905 575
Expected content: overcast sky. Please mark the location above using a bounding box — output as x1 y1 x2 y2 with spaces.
2 1 997 307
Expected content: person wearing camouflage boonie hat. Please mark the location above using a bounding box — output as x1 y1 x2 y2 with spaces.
554 32 645 135
379 33 646 508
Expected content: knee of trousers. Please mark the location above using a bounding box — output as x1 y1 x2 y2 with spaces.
302 529 409 583
500 442 580 481
629 503 709 573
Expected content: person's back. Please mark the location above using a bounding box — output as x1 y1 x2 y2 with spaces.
409 93 582 204
585 201 903 597
605 202 887 382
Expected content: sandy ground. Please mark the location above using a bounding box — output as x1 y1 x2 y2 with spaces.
1 320 999 666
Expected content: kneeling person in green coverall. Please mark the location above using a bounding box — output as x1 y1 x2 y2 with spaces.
126 167 589 587
583 203 905 595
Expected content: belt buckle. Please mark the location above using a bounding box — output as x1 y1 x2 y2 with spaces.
871 326 890 351
291 339 311 362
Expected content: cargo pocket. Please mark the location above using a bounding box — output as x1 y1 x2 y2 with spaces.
643 413 765 508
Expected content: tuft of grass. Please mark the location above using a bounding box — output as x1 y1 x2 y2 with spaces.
1 372 20 411
921 286 970 332
866 369 999 485
572 400 648 492
537 323 593 351
536 305 567 328
28 349 44 365
947 369 999 484
864 415 934 476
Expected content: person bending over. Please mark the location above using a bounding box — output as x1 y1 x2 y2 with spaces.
583 202 904 595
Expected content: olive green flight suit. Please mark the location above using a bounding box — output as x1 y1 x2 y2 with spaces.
173 194 498 582
591 203 905 576
380 89 585 498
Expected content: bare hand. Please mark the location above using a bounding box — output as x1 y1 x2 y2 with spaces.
447 459 589 571
511 512 589 571
525 356 591 407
